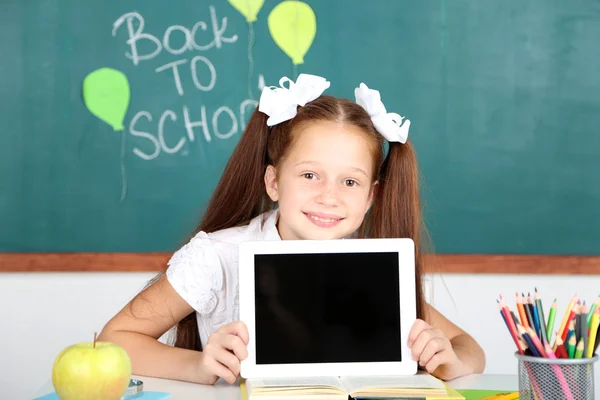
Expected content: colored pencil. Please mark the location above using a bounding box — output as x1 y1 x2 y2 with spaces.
588 295 599 329
555 335 568 359
534 288 548 344
526 327 547 357
586 308 600 358
481 393 519 400
561 311 577 344
594 321 600 354
524 293 536 334
546 299 557 343
531 295 542 340
526 293 537 334
567 334 577 359
517 292 529 329
574 303 582 343
511 311 520 326
555 293 578 350
500 297 522 346
580 301 588 357
518 336 529 354
518 325 541 357
497 299 523 354
546 299 558 340
575 338 584 359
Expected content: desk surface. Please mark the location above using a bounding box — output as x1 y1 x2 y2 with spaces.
33 374 518 399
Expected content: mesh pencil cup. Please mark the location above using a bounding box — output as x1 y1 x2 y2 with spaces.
515 352 598 400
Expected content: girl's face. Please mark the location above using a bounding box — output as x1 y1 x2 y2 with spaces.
265 120 377 240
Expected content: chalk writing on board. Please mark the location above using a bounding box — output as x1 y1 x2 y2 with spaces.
112 6 259 161
112 7 238 65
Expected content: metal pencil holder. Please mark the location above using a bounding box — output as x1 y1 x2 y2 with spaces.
515 352 598 400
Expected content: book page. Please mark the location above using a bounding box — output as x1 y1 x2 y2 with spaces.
245 377 347 399
247 376 345 389
340 373 445 394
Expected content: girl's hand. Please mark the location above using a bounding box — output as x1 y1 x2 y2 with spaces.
197 321 249 385
407 319 467 380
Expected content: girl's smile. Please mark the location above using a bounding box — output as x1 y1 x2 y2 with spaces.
302 211 345 228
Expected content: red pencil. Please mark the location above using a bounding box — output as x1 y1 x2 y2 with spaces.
498 297 524 354
555 335 569 359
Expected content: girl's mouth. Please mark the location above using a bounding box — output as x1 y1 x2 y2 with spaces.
303 212 344 228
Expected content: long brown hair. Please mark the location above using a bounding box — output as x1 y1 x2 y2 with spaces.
173 95 429 351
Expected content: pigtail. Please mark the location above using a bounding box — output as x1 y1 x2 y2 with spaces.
196 108 273 234
363 141 428 319
174 108 273 351
369 142 420 238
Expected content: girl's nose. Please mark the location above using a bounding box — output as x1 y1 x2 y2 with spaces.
315 182 339 206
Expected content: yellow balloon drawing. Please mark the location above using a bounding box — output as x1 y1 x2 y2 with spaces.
268 1 317 65
228 0 265 23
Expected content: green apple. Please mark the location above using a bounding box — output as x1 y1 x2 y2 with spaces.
52 334 132 400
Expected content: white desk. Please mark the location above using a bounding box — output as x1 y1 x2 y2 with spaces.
33 374 518 399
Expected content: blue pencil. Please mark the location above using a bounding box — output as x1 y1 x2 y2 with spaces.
532 299 541 339
522 331 542 357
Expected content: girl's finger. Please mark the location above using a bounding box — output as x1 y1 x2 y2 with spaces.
219 321 250 345
407 319 430 348
425 353 445 374
204 355 237 384
213 346 242 378
418 338 446 366
216 334 248 361
410 328 435 361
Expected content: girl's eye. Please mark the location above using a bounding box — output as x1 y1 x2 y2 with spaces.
344 179 357 187
303 173 316 180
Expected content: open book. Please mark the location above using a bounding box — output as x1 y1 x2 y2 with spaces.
241 372 465 400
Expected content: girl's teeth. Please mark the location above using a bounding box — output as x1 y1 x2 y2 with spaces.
310 215 337 223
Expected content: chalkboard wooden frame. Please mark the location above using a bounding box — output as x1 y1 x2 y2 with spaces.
1 253 598 274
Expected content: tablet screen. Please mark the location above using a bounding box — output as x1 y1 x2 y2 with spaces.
254 252 402 365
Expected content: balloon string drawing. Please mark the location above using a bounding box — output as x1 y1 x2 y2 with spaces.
83 68 131 202
227 0 265 100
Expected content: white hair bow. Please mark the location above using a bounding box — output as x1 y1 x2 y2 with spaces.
258 74 331 126
354 83 411 144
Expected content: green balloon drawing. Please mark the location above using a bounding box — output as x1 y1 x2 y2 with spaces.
83 68 130 131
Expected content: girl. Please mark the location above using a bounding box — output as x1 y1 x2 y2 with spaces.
98 74 485 385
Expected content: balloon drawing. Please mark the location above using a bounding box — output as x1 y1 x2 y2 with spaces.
227 0 265 23
83 68 130 131
268 1 317 65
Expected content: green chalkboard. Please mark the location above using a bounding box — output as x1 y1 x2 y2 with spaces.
2 1 600 254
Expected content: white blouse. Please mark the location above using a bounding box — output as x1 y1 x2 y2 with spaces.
166 210 280 348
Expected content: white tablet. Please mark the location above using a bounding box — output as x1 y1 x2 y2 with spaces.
239 238 417 378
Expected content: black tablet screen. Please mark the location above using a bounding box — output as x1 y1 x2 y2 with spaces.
254 252 402 365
